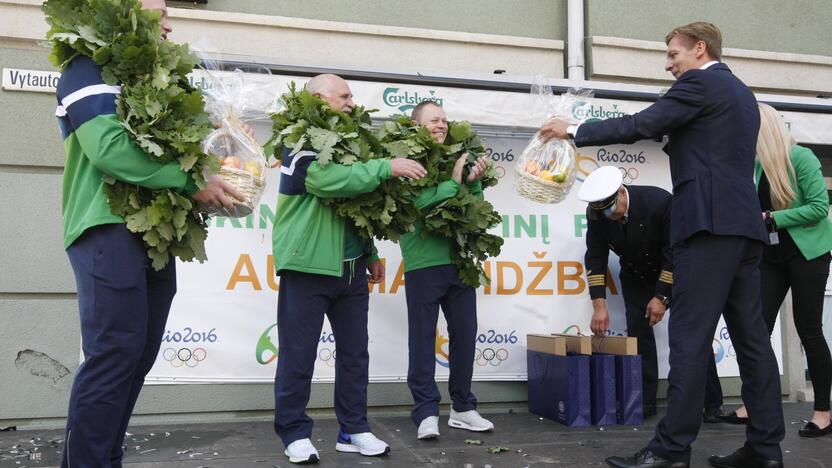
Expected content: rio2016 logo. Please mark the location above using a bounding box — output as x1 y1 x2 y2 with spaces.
435 328 451 368
256 324 338 366
435 328 517 368
256 323 279 365
160 327 217 368
713 327 735 364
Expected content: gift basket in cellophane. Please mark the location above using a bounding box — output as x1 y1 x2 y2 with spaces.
199 57 281 217
515 82 592 204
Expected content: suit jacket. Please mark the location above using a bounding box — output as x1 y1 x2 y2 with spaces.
584 185 673 303
575 63 767 245
755 144 832 261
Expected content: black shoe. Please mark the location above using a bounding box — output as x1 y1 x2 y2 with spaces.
707 446 782 468
718 410 749 425
798 421 832 438
644 404 657 418
702 406 724 424
605 448 689 468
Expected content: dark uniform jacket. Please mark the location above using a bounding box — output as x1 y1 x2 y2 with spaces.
584 185 673 301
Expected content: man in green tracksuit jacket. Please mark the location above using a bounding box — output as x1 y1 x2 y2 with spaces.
400 101 495 440
54 2 243 467
271 74 427 464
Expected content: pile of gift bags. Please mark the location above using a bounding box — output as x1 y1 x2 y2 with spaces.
527 334 643 427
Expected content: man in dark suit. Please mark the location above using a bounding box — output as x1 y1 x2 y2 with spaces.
541 22 784 468
579 167 726 423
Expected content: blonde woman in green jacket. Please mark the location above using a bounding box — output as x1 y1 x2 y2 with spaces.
724 103 832 438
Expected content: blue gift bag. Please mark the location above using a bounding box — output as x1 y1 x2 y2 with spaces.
527 350 591 427
615 354 644 425
590 353 617 425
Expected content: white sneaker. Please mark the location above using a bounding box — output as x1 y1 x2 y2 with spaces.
448 410 494 432
335 430 391 456
284 438 319 464
417 416 440 440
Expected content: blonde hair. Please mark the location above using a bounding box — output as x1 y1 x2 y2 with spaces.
756 103 796 210
665 22 723 61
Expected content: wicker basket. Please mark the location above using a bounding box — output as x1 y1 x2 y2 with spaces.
514 136 577 204
514 166 575 204
212 165 266 218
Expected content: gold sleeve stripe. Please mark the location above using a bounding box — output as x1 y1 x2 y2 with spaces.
659 271 674 283
587 274 605 280
588 279 606 286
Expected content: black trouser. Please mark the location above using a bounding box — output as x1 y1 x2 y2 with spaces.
404 265 478 427
62 224 176 468
273 257 372 447
648 233 784 463
761 251 832 412
621 274 723 410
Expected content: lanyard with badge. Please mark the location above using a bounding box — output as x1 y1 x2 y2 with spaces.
764 211 779 245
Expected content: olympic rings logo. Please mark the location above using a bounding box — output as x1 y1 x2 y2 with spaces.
493 165 507 179
475 347 508 367
619 166 639 183
163 347 206 368
318 347 337 368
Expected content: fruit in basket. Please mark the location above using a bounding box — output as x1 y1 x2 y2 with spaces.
524 160 540 176
243 160 262 177
538 170 556 182
221 156 241 169
553 172 567 183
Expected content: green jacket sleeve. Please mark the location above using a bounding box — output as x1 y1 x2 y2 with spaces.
468 180 484 200
771 147 829 229
75 114 198 194
368 243 380 264
414 180 460 209
305 159 392 199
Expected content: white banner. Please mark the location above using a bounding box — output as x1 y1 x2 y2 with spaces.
145 72 810 383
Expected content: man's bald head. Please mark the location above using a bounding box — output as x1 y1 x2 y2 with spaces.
307 74 355 113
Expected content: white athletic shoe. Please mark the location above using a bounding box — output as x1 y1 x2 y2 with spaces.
417 416 440 440
448 409 495 432
335 430 391 456
284 438 319 464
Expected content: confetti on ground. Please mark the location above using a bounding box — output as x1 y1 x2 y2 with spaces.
487 446 511 454
464 439 482 445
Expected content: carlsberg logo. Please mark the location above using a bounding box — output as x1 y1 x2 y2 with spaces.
572 102 627 123
383 87 444 112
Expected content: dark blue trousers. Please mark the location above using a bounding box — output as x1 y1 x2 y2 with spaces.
620 275 723 409
62 224 176 468
404 264 478 427
648 233 784 463
273 257 371 446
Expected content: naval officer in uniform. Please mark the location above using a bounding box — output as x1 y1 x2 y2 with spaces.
580 166 725 421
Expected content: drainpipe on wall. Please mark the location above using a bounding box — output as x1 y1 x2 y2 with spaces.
567 0 585 80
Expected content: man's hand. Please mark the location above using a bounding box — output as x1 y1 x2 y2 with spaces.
390 158 427 180
451 153 467 184
538 118 571 143
590 299 610 336
467 156 491 183
216 120 257 140
451 153 491 184
646 298 667 326
368 260 385 284
193 174 246 210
